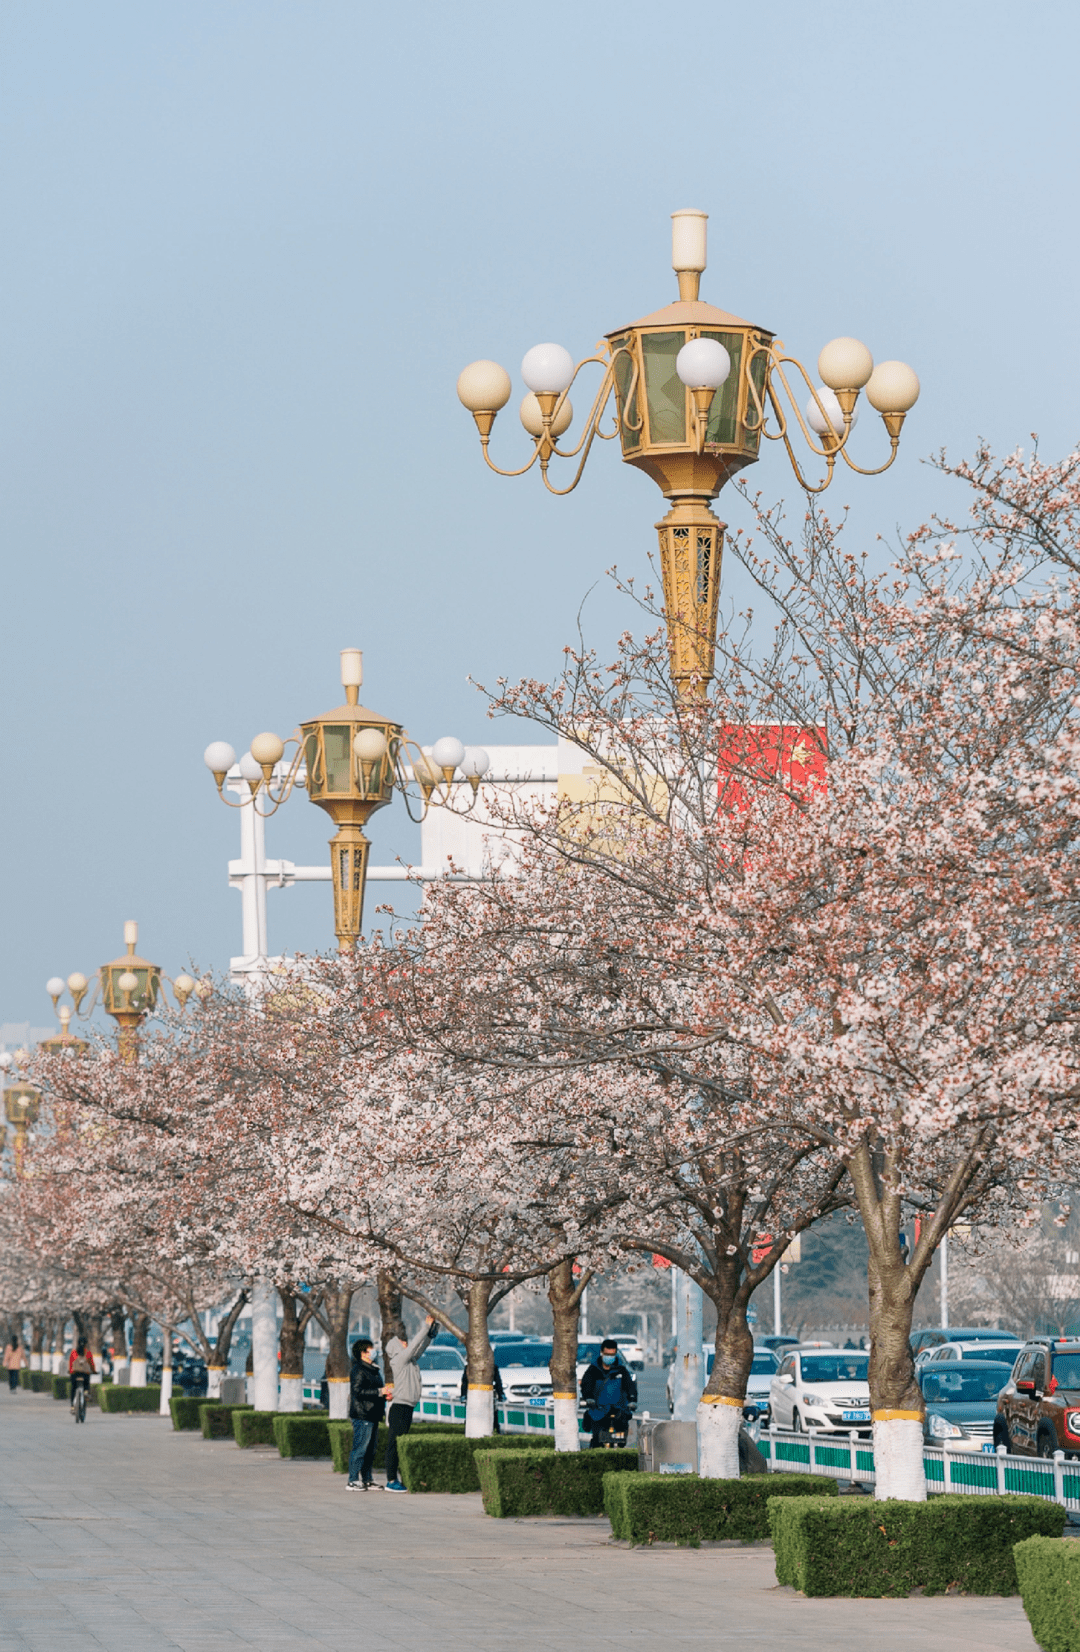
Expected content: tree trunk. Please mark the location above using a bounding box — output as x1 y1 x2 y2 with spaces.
848 1140 926 1500
159 1327 173 1415
87 1312 104 1385
377 1271 407 1370
277 1286 306 1413
207 1289 248 1399
547 1260 585 1451
463 1280 495 1437
130 1312 150 1387
698 1258 754 1480
323 1286 355 1419
30 1318 44 1371
110 1306 129 1382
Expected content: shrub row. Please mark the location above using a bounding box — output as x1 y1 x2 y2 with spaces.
51 1376 69 1401
1014 1535 1080 1652
478 1448 637 1517
233 1409 278 1447
398 1431 554 1494
98 1384 163 1413
770 1494 1065 1598
602 1472 833 1546
273 1414 332 1458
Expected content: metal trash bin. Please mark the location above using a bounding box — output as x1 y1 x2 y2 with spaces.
638 1418 698 1475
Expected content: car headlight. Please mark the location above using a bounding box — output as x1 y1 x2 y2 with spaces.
802 1393 824 1407
928 1412 964 1439
1066 1412 1080 1438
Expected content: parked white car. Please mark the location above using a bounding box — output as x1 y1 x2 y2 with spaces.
495 1340 556 1406
666 1346 778 1418
769 1347 872 1435
916 1339 1023 1372
612 1335 646 1372
416 1345 465 1398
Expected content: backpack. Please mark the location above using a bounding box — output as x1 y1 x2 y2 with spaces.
71 1354 92 1375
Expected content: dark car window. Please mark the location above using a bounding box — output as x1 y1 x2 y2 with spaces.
956 1345 1022 1364
1051 1353 1080 1391
1014 1350 1037 1384
921 1365 1013 1404
778 1354 795 1377
799 1354 869 1383
417 1349 465 1371
495 1344 554 1368
751 1352 778 1375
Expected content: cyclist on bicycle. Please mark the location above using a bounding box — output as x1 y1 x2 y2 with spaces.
68 1338 95 1413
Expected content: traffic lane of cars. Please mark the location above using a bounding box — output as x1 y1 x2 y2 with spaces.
915 1337 1023 1371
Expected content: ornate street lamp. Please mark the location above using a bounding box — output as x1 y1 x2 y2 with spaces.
203 649 490 953
457 208 920 695
47 923 202 1064
1 1075 41 1178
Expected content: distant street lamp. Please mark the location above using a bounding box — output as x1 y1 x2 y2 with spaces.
203 649 490 953
1 1075 41 1178
457 208 920 695
47 923 202 1063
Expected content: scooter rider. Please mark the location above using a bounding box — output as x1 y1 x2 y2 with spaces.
580 1338 637 1448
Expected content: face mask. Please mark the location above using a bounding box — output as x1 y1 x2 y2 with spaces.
601 1355 614 1366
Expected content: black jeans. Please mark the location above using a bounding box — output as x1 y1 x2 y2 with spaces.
7 1370 17 1392
385 1402 414 1482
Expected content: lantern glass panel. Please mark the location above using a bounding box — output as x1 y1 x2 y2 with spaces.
611 338 641 454
642 331 686 444
745 344 767 453
304 732 323 797
701 331 744 448
323 725 353 793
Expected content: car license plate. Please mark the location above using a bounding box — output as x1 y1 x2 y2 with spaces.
842 1409 870 1422
527 1398 547 1407
982 1442 996 1454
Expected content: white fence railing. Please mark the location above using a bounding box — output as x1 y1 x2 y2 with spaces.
757 1424 1080 1512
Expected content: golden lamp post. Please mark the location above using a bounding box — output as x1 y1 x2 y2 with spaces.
456 208 920 696
0 1074 41 1179
47 922 202 1064
203 649 490 953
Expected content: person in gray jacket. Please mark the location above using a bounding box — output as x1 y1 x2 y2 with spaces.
383 1315 439 1491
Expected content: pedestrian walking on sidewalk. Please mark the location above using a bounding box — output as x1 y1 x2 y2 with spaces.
382 1315 439 1492
347 1338 389 1490
3 1335 26 1391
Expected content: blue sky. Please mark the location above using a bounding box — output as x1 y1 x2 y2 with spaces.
2 0 1078 1027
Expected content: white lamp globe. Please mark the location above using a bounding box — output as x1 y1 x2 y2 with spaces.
520 392 573 438
238 751 263 783
805 387 857 437
117 971 139 995
353 728 388 761
46 977 65 999
0 1053 12 1071
461 747 490 778
431 736 466 772
675 338 731 390
865 360 920 414
203 741 236 774
817 337 874 391
67 972 88 994
456 360 512 413
250 732 284 766
521 343 574 395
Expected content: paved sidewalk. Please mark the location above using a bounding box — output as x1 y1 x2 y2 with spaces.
0 1389 1039 1651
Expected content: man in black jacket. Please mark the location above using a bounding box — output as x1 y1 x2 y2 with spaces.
348 1338 389 1489
580 1339 637 1448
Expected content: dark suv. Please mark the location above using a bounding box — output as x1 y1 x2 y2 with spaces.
994 1339 1080 1458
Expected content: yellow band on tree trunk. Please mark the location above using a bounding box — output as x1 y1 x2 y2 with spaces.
552 1392 577 1400
279 1371 303 1380
872 1408 924 1422
470 1383 494 1391
700 1393 744 1407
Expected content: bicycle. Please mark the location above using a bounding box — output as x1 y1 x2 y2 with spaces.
73 1381 87 1423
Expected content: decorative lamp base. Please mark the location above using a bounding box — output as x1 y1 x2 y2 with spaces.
655 497 725 695
330 824 372 952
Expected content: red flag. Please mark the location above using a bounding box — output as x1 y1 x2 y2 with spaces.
718 725 827 812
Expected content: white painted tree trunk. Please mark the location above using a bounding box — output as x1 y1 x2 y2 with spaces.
465 1385 494 1438
553 1394 580 1451
697 1400 740 1479
872 1417 927 1500
206 1366 224 1400
52 1350 63 1375
29 1353 41 1371
130 1358 147 1388
278 1375 303 1412
328 1378 350 1419
250 1280 279 1412
159 1330 173 1416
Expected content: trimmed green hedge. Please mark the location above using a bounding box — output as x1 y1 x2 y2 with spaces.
18 1368 32 1389
603 1472 834 1546
328 1419 465 1475
273 1413 332 1458
478 1448 637 1518
1014 1536 1080 1652
98 1384 162 1413
198 1401 252 1440
233 1409 278 1448
51 1375 69 1401
770 1494 1066 1598
29 1370 52 1393
169 1395 205 1430
398 1431 556 1494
